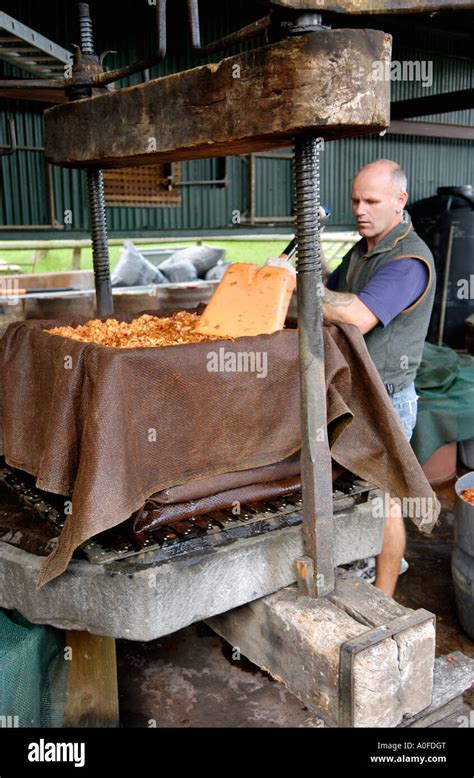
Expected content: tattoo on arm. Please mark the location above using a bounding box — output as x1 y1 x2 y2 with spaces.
322 289 355 308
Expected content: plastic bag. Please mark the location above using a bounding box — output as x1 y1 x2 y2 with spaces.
112 241 166 287
164 246 225 279
158 256 198 283
205 261 231 281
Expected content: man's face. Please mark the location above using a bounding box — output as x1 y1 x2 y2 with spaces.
351 169 406 243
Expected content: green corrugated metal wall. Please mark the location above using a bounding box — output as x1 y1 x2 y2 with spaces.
0 0 472 237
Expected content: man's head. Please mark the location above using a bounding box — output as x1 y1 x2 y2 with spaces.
351 160 408 249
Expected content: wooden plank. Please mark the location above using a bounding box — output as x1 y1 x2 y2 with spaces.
430 702 472 728
207 570 435 727
389 119 474 141
328 569 407 626
44 29 390 169
270 0 474 11
0 238 208 251
0 86 67 104
63 631 119 728
330 571 435 722
399 652 474 728
407 696 465 728
0 235 358 250
391 88 474 119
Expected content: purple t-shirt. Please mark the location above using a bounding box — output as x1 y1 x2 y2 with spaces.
326 258 429 327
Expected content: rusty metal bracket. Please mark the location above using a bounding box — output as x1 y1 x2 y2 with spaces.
187 0 271 55
93 0 167 87
339 608 435 727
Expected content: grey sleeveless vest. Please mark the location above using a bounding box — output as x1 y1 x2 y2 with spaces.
334 212 436 393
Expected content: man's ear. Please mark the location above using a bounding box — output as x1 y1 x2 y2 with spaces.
399 191 408 209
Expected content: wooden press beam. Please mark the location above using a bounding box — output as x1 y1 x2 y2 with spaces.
269 0 474 12
44 29 390 169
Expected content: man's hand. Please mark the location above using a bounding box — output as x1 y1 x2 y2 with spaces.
322 288 379 335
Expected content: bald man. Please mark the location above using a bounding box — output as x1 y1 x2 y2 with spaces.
324 160 436 597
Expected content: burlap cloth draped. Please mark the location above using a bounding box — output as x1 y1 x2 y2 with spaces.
0 311 440 588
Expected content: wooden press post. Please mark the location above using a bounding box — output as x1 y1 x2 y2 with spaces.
63 630 119 728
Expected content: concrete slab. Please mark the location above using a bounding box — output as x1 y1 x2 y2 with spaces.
0 497 384 641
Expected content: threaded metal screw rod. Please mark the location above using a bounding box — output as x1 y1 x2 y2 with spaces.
76 3 113 316
86 168 113 315
294 134 334 598
78 2 95 55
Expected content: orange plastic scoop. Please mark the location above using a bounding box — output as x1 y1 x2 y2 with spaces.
194 261 296 338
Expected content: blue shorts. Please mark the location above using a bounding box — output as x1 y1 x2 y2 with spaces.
390 380 419 442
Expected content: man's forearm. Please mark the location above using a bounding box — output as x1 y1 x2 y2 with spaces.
322 287 379 334
322 288 359 326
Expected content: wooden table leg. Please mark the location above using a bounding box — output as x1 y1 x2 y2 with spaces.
63 630 119 728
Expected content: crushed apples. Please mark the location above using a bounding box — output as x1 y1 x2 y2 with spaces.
47 312 226 348
461 488 474 506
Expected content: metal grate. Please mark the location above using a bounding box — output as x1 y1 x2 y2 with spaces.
103 163 182 208
0 11 72 79
0 462 374 567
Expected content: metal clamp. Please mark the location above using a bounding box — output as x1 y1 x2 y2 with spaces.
339 608 435 727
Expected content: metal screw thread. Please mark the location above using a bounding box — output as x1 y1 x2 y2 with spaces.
78 3 95 55
86 168 113 315
294 135 322 276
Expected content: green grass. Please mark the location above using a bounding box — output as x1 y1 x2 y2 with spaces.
0 239 342 274
0 240 290 274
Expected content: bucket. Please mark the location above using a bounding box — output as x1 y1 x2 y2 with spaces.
452 471 474 639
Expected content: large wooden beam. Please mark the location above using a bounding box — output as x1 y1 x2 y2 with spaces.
0 85 67 104
270 0 474 12
391 88 474 119
389 119 474 140
44 29 390 169
206 571 436 728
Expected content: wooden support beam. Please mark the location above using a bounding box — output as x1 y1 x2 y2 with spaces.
270 0 474 12
391 88 474 119
389 119 474 140
63 631 119 728
0 86 67 104
44 29 390 169
206 570 436 728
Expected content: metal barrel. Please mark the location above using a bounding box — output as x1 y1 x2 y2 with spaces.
452 471 474 639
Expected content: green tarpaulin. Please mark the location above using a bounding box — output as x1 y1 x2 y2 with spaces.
412 342 474 465
0 609 67 728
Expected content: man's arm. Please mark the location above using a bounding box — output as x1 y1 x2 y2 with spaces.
322 289 379 335
322 257 429 336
